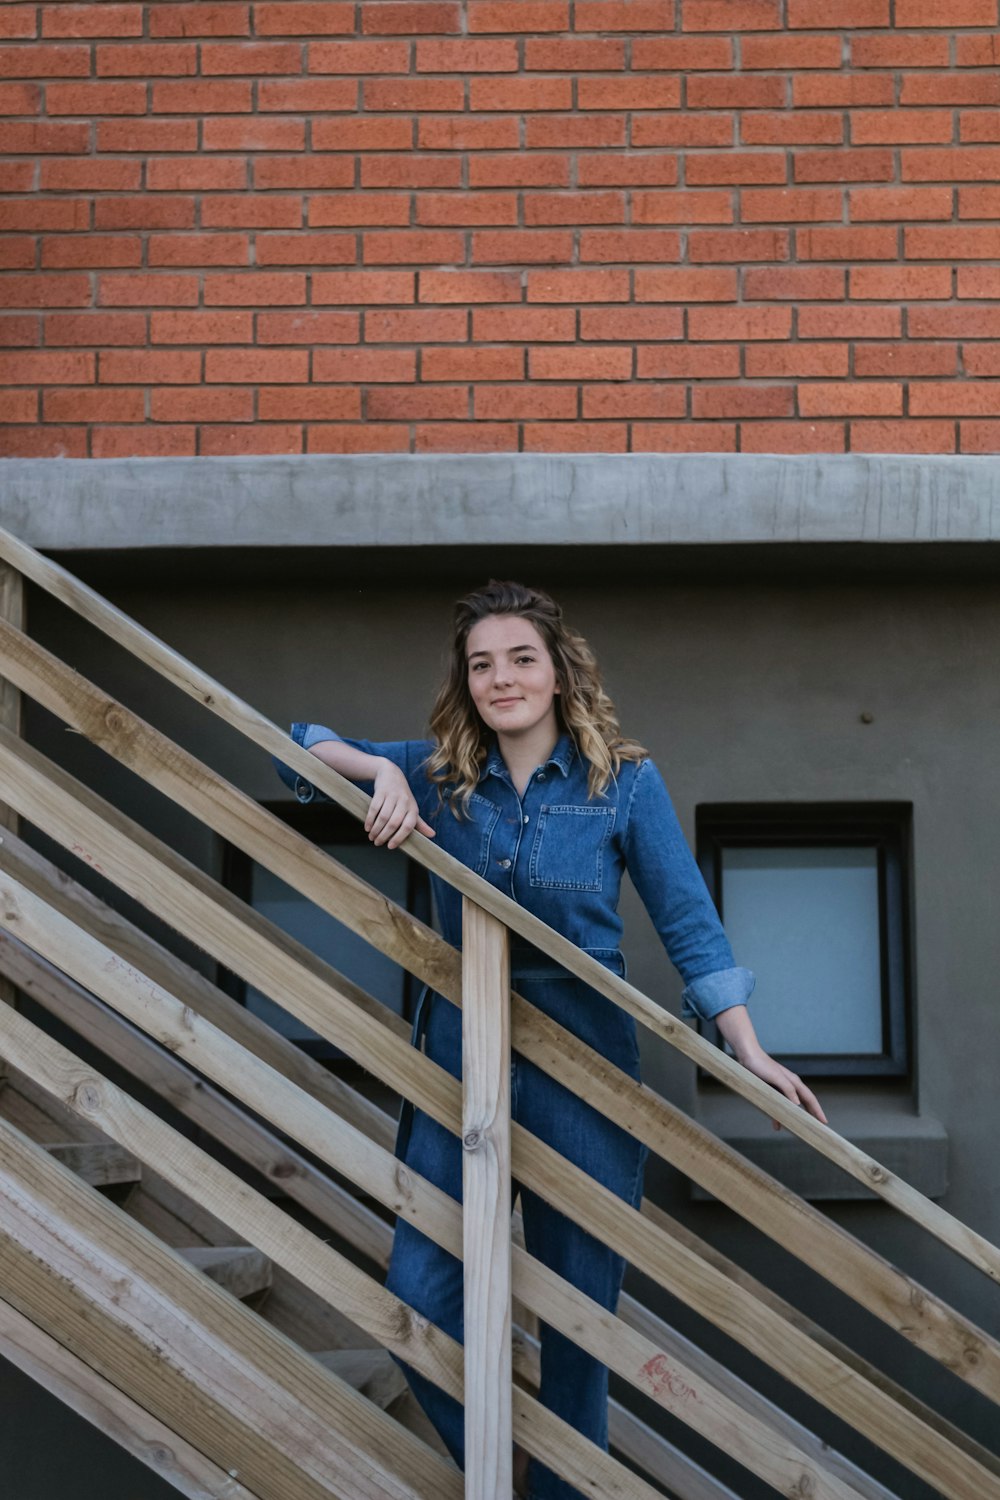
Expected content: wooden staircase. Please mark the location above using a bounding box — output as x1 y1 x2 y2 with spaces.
0 524 998 1500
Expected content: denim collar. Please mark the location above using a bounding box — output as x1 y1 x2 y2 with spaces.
482 731 577 784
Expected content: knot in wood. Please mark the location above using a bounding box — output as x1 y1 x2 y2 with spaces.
463 1129 481 1151
74 1080 102 1114
103 706 125 735
867 1162 887 1185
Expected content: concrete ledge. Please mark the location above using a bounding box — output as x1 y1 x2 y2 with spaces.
3 453 1000 551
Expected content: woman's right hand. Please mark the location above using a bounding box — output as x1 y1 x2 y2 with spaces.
366 758 436 849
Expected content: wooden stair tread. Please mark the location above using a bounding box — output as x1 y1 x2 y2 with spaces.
44 1141 142 1188
314 1348 408 1410
178 1245 273 1301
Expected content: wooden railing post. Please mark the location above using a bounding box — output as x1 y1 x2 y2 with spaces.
461 897 512 1500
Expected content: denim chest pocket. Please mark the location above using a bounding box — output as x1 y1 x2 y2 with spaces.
438 791 501 876
528 804 615 891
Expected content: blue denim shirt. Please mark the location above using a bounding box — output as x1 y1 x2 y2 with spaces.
274 723 754 1022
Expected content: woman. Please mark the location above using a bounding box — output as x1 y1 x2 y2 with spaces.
277 580 825 1500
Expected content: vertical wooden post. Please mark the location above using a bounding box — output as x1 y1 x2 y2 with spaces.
0 562 23 1017
461 896 512 1500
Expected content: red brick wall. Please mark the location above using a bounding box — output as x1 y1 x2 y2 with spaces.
2 1 1000 458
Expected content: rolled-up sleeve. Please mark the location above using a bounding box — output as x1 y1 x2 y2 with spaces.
623 759 755 1021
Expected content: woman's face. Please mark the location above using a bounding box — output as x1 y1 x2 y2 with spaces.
465 614 560 742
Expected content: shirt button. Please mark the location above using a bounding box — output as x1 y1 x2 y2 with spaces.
537 773 546 782
499 857 512 869
523 815 529 824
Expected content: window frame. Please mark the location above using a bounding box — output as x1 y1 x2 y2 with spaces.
695 802 914 1080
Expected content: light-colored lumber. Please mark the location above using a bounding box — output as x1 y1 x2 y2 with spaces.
461 898 512 1500
179 1246 273 1302
0 897 987 1500
0 538 994 1285
0 1116 463 1500
2 731 998 1431
315 1350 408 1411
0 1293 266 1500
45 1139 141 1189
0 558 22 835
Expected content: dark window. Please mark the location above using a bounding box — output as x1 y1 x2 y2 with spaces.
696 803 913 1079
219 800 432 1061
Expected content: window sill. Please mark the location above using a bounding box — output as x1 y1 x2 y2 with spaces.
693 1087 948 1202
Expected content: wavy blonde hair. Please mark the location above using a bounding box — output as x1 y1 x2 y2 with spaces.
426 580 646 814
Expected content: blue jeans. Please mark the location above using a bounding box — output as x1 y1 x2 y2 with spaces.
385 970 647 1500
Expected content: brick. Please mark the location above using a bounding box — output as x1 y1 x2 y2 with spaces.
635 346 740 377
44 312 145 345
42 236 141 270
151 387 252 421
0 238 33 270
854 344 956 377
909 382 1000 417
852 110 952 146
632 36 732 68
363 230 465 263
529 347 631 380
205 272 306 305
472 230 574 264
367 385 467 419
308 424 410 453
851 266 951 299
204 118 306 151
907 77 1000 108
579 306 684 339
43 5 143 37
415 422 518 452
960 420 1000 453
958 267 1000 298
201 197 304 229
687 153 785 185
98 273 198 306
798 305 900 337
741 34 840 69
742 113 841 146
961 112 1000 144
151 311 253 343
629 115 731 148
417 39 517 70
904 148 1000 182
96 199 196 231
525 116 626 149
0 350 93 384
97 119 198 151
422 346 523 380
310 40 410 71
907 226 1000 259
638 268 740 300
151 5 251 37
469 154 569 188
313 270 414 302
256 157 355 189
313 348 416 380
525 192 624 226
955 34 1000 66
798 226 897 259
149 234 249 266
682 0 779 27
572 227 675 263
361 2 461 31
311 194 409 226
850 187 953 221
364 77 464 111
471 77 572 111
895 0 997 19
94 426 194 460
632 422 736 452
578 77 681 111
4 201 89 232
101 349 203 384
851 419 954 453
793 75 893 108
741 420 845 452
852 35 950 68
362 156 462 187
47 82 147 114
419 270 521 303
788 0 888 23
2 390 38 422
205 348 309 382
525 38 624 69
417 192 518 226
469 0 567 26
96 42 196 74
688 76 785 110
201 423 302 453
2 273 91 308
152 80 252 111
526 268 630 302
744 343 848 377
0 8 36 39
0 82 40 112
574 0 675 27
472 307 575 341
583 385 686 419
257 80 357 111
147 159 247 192
201 40 300 72
795 149 894 183
959 186 1000 218
689 307 792 339
800 382 901 417
0 122 89 154
256 3 354 33
689 229 788 263
257 310 359 342
44 387 144 421
741 188 841 222
365 307 468 340
630 187 732 218
693 386 793 419
523 421 627 452
260 387 361 420
0 426 87 458
744 266 844 299
420 118 521 152
0 44 89 74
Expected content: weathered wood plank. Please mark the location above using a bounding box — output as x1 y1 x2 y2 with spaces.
0 1293 266 1500
45 1140 141 1188
462 898 512 1500
179 1247 273 1302
315 1350 408 1411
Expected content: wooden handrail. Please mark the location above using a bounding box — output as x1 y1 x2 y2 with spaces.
0 528 996 1279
